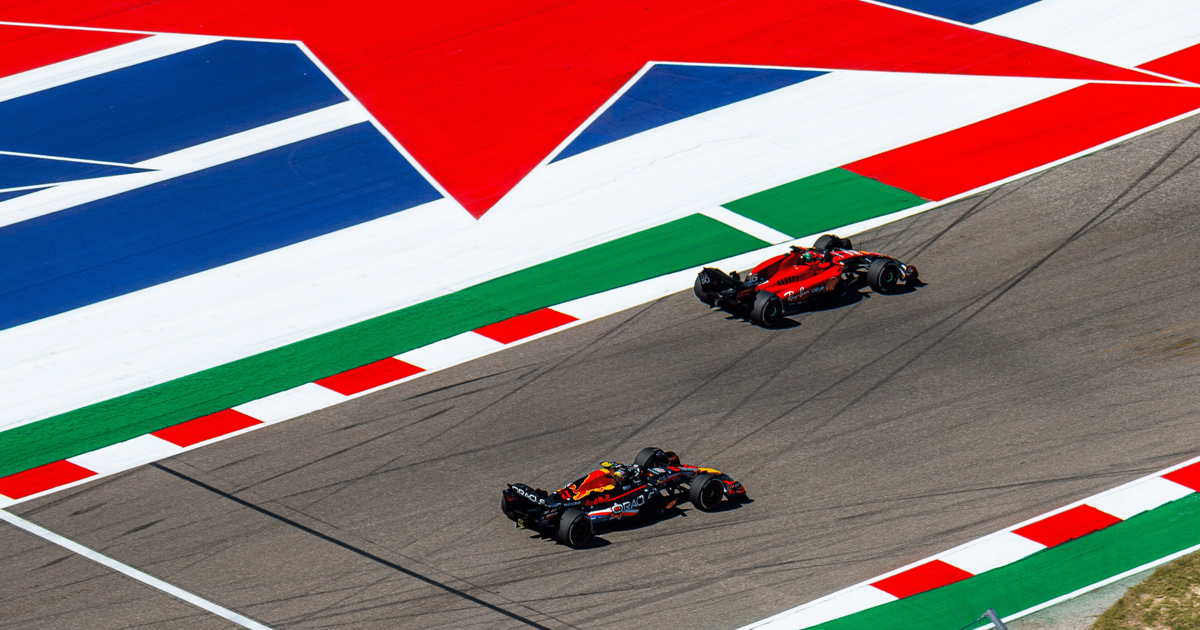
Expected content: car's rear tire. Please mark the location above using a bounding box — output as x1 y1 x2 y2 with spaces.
814 234 839 251
750 291 784 327
556 508 592 548
635 447 667 469
690 474 724 512
694 272 716 306
867 258 902 294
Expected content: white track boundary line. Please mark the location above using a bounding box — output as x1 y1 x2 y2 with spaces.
0 100 371 229
0 149 144 168
0 33 222 105
0 19 299 44
857 0 1195 86
0 509 275 630
701 207 793 244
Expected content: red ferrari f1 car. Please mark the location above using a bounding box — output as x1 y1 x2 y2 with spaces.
501 448 747 548
694 233 919 326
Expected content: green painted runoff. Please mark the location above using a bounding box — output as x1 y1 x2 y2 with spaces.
724 168 927 237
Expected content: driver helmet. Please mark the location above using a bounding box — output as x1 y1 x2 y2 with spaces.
800 250 817 264
600 461 626 481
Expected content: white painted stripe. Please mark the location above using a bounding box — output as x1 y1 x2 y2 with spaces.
397 332 504 372
491 71 1078 232
0 100 372 229
939 531 1047 576
0 70 1080 428
0 509 275 630
554 272 700 321
232 383 347 424
0 150 142 169
0 34 222 105
1087 476 1195 520
742 585 897 630
701 207 792 243
0 184 50 194
0 20 297 44
66 435 181 475
978 0 1200 68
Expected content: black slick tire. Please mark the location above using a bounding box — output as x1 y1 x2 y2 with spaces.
750 291 783 327
813 234 838 251
635 447 667 469
866 258 902 294
694 272 715 306
556 508 592 548
689 474 724 512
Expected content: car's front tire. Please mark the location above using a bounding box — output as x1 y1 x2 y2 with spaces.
690 474 724 512
750 291 783 327
556 508 592 548
867 258 902 294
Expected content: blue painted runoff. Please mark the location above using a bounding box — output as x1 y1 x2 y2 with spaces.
0 188 44 203
0 122 441 330
554 64 826 162
875 0 1042 24
0 154 148 190
0 40 346 164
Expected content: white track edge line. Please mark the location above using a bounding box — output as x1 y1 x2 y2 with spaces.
701 207 794 243
855 0 1193 86
0 509 276 630
0 34 224 105
0 20 300 44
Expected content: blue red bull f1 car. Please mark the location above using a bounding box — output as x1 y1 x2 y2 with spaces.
501 448 747 547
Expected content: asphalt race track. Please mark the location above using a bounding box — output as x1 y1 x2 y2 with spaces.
5 113 1200 630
